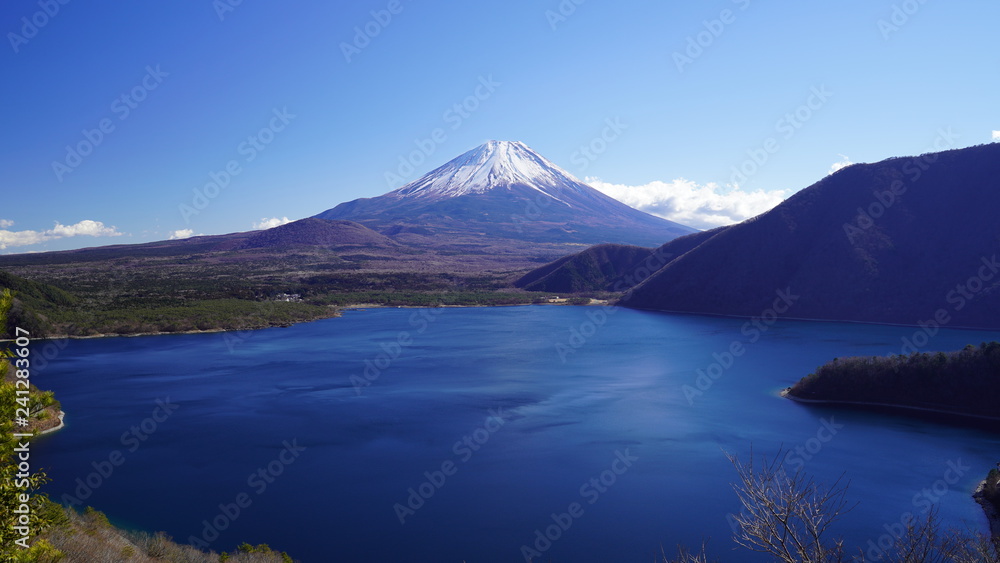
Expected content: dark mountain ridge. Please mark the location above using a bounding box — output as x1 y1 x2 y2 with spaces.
620 143 1000 329
516 227 730 294
236 218 396 250
514 244 656 293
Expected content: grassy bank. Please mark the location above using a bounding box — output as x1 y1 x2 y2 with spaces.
33 504 294 563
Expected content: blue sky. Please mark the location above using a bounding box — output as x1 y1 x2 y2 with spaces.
2 0 997 252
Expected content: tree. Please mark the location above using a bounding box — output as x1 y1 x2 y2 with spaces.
0 288 63 561
727 449 850 562
722 448 1000 562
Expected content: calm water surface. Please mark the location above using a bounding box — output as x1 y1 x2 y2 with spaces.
33 306 1000 562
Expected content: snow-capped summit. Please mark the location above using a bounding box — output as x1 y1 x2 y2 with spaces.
314 141 697 247
391 141 584 202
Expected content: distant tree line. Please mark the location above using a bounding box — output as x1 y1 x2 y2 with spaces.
787 342 1000 419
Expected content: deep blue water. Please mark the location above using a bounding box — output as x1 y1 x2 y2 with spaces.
31 306 1000 562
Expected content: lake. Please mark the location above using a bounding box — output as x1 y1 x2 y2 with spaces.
32 306 1000 562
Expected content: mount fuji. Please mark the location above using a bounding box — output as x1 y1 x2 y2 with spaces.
315 141 696 247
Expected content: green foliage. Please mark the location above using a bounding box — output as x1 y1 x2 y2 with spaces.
34 496 70 528
515 243 659 293
13 538 64 562
0 272 75 338
788 342 1000 418
82 506 111 528
0 271 76 308
30 390 58 414
0 289 62 559
0 287 13 347
53 299 336 337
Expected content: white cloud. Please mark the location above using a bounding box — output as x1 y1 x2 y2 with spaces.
992 131 1000 142
49 219 121 238
828 154 853 175
168 229 195 240
587 177 787 230
0 220 123 250
253 216 293 230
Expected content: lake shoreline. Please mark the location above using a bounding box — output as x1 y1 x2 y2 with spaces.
38 410 65 435
10 299 1000 342
6 313 343 341
973 478 1000 538
784 388 1000 539
10 300 616 341
624 304 1000 332
780 388 1000 422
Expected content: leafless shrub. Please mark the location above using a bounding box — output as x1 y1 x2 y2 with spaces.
727 449 852 562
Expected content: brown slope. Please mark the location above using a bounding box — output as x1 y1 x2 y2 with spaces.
621 143 1000 329
236 218 395 249
0 219 395 267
